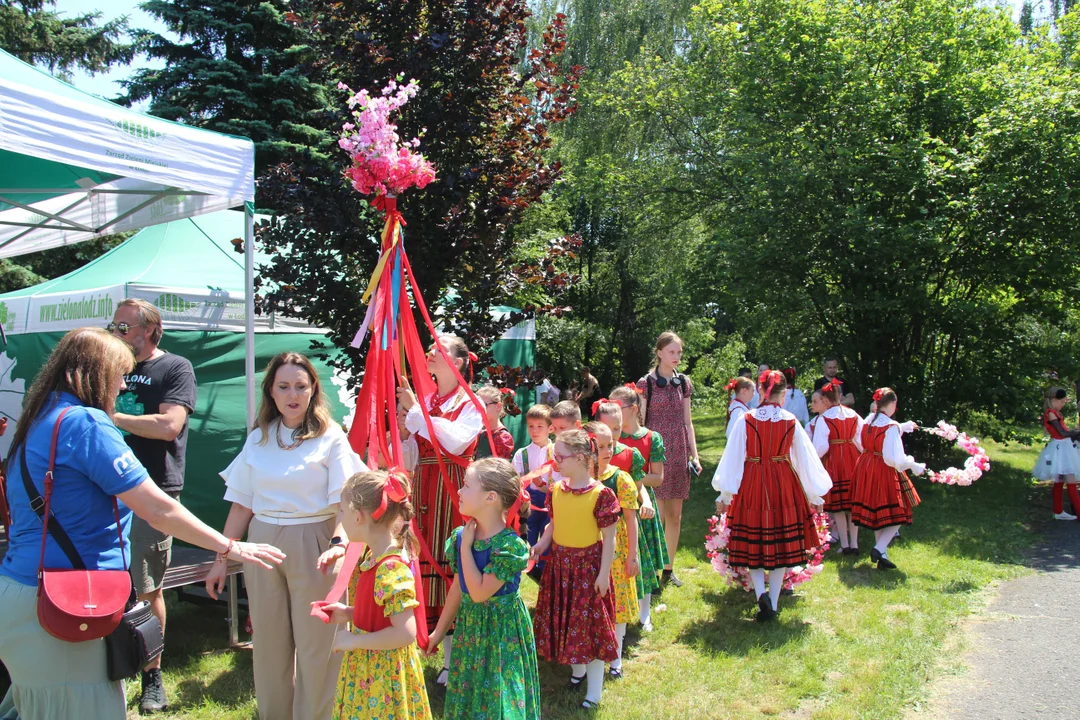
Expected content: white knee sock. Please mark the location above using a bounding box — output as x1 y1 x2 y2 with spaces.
585 659 605 705
441 635 453 674
849 522 859 549
874 525 900 555
833 512 850 548
571 662 587 679
639 594 652 625
768 568 786 611
749 568 766 598
612 623 626 670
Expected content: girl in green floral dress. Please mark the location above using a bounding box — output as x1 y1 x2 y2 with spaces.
427 458 540 719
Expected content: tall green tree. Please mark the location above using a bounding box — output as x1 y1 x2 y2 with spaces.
122 0 332 176
0 0 134 79
599 0 1080 425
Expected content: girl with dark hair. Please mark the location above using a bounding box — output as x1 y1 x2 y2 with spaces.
1034 387 1080 519
849 388 926 570
712 370 832 621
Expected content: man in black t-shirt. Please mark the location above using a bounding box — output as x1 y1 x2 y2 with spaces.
814 356 855 407
110 299 197 715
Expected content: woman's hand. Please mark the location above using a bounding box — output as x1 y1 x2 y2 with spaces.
690 457 703 475
205 558 229 600
317 545 346 575
594 572 610 597
639 505 655 520
227 540 286 570
625 556 640 579
396 387 417 411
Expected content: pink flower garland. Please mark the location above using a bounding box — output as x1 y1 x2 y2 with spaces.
705 512 831 592
920 421 991 486
337 78 436 197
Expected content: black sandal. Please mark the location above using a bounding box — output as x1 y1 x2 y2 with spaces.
607 666 623 680
436 667 449 685
582 699 600 710
567 673 586 690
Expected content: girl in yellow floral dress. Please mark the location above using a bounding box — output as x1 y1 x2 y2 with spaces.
584 421 639 680
319 470 432 720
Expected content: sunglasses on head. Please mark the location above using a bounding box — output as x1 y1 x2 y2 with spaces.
106 322 138 336
654 373 683 388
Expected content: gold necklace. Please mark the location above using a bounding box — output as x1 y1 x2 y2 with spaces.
276 421 305 451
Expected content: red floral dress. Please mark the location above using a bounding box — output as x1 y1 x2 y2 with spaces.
636 373 694 501
533 480 621 665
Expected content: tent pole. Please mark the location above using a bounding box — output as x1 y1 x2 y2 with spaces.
244 204 256 430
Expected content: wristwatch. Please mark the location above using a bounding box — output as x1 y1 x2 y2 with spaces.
329 536 344 547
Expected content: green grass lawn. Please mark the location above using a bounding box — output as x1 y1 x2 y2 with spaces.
131 412 1045 719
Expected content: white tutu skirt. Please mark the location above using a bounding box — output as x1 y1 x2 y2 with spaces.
1033 438 1080 480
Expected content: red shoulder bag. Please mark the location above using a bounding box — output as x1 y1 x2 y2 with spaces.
28 408 131 642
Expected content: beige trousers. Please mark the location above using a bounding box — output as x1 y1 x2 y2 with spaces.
246 517 342 720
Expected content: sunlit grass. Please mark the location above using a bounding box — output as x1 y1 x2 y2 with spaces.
134 414 1044 719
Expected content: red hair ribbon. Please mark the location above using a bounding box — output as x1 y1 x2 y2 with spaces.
825 378 843 392
623 382 643 395
783 367 796 382
758 369 784 399
872 388 884 402
591 398 610 417
723 378 738 392
506 482 530 533
468 351 478 363
371 468 409 521
499 387 514 396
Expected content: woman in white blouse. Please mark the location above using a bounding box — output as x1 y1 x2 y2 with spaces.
205 353 367 720
712 371 831 621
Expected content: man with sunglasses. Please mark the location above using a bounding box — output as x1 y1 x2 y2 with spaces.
108 299 197 715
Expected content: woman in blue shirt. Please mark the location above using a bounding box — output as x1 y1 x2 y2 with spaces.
0 327 285 720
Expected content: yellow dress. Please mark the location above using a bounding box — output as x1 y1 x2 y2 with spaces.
600 465 640 624
332 551 432 720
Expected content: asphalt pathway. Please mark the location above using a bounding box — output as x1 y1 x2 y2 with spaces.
932 519 1080 719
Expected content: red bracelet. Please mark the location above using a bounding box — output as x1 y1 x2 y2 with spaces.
218 538 238 563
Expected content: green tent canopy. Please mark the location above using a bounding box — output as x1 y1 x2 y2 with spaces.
0 210 347 528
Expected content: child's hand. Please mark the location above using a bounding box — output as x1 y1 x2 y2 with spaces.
594 573 610 597
811 504 824 514
461 519 478 545
331 627 358 653
625 557 639 579
425 630 445 656
530 541 549 563
320 602 353 625
317 545 346 574
639 505 655 520
715 499 728 515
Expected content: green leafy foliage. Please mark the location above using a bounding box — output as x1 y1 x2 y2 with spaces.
0 0 134 80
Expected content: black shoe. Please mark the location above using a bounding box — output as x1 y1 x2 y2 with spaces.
869 548 882 564
139 669 168 715
607 666 623 681
844 547 860 556
877 555 897 570
567 673 586 691
662 569 684 588
527 566 544 584
780 587 794 596
755 593 776 622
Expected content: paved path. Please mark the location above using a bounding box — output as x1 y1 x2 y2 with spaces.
931 520 1080 719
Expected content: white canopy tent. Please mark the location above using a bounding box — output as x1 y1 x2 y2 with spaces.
0 48 259 425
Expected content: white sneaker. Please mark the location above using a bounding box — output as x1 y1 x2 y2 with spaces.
1053 511 1077 520
641 620 654 633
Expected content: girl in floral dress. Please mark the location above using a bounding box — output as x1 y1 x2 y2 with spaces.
584 421 640 679
531 430 620 710
427 458 540 720
608 386 670 631
636 332 702 588
323 470 431 720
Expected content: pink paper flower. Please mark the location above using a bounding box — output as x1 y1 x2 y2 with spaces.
921 421 991 485
705 512 830 592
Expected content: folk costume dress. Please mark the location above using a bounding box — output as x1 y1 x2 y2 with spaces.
849 415 922 529
533 480 621 665
712 404 832 569
405 389 484 628
475 426 515 461
1034 408 1080 480
443 527 540 720
812 406 864 513
637 372 694 501
333 551 431 720
727 399 751 440
619 428 670 596
598 465 641 623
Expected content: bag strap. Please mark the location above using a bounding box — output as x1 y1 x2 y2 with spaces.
30 407 126 577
